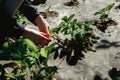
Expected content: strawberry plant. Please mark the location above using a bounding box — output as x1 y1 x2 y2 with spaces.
108 67 120 80
94 3 118 32
51 14 100 65
14 10 29 27
0 37 57 80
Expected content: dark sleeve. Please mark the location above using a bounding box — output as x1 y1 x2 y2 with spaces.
18 0 40 25
0 8 24 45
0 14 24 38
28 0 47 5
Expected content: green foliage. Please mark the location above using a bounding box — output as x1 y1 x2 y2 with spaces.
14 10 29 27
40 43 56 58
39 3 47 7
93 3 117 32
52 14 99 44
94 3 115 21
5 72 27 79
51 14 100 65
33 66 58 80
108 67 120 80
94 3 115 15
0 37 57 80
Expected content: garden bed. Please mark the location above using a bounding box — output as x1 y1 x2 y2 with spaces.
1 0 120 80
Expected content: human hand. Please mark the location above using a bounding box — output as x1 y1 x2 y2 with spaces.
22 28 51 47
34 15 50 38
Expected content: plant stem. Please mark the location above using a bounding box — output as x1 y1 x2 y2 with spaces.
57 57 65 67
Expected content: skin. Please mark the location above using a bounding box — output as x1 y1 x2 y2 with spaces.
35 15 50 36
22 15 51 47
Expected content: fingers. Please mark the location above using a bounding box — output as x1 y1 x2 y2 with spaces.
41 35 51 46
34 33 51 47
38 23 50 36
35 15 50 36
34 31 51 47
23 28 51 47
40 32 50 38
38 37 51 47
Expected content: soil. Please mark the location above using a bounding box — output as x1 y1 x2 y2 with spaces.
1 0 120 80
41 0 120 80
94 19 118 32
40 11 59 18
64 1 79 6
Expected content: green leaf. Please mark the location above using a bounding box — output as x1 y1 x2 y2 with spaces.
91 35 100 40
2 42 9 50
2 42 11 53
62 16 68 23
84 25 92 32
5 71 27 79
47 66 58 75
5 73 16 79
51 22 65 34
39 69 46 76
84 20 95 28
24 53 37 65
46 43 56 53
15 10 29 27
39 66 58 76
25 52 38 59
70 19 76 26
68 14 75 23
92 40 98 44
40 48 48 58
15 72 27 78
77 22 83 29
95 36 100 40
71 19 79 31
116 76 120 80
100 13 108 19
64 30 69 35
52 66 58 72
51 28 59 34
91 34 96 39
40 43 56 58
18 37 38 52
61 26 69 33
75 32 83 40
58 22 65 28
16 61 28 68
39 3 47 7
27 58 36 67
11 53 22 60
94 3 115 15
17 42 28 54
105 3 115 11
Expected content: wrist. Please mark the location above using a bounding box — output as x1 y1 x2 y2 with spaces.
34 15 44 26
